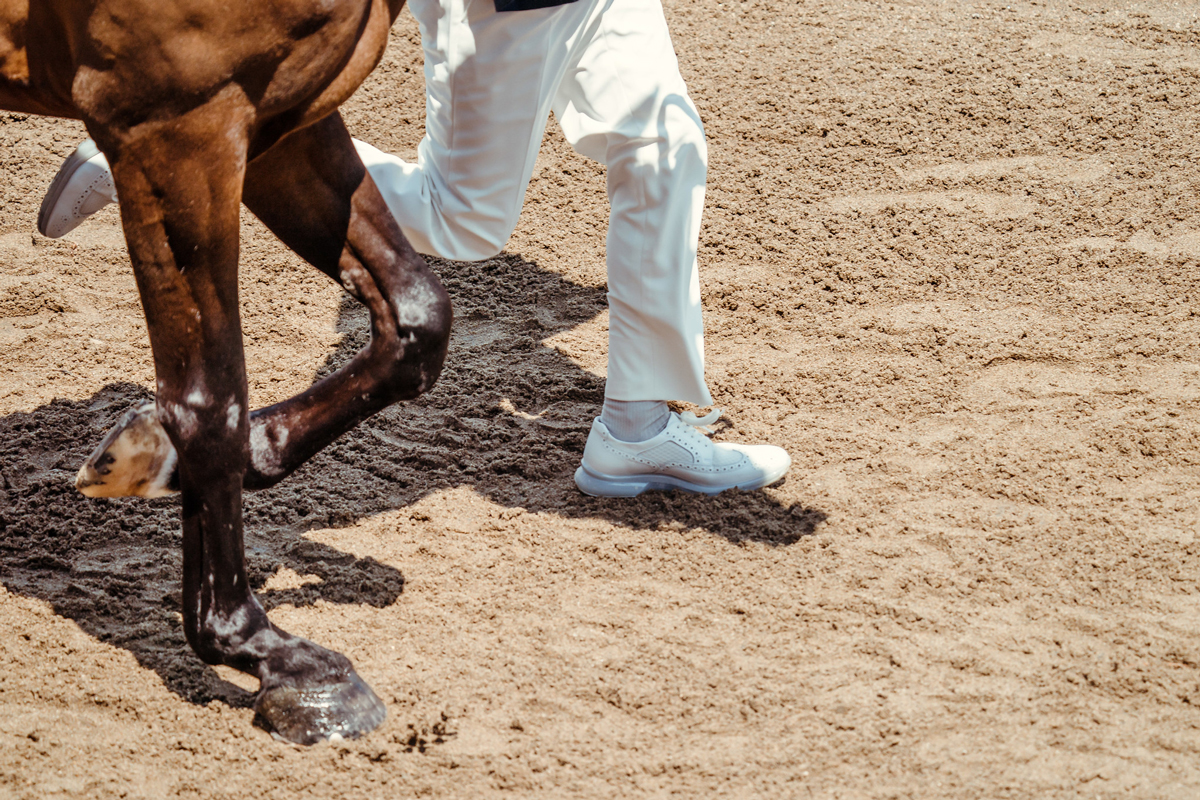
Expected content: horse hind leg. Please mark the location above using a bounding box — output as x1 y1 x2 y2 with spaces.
98 98 386 745
74 111 451 498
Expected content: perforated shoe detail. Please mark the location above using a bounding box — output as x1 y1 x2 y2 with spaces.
639 441 695 469
575 412 792 497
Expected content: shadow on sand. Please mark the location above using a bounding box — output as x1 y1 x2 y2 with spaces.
0 250 825 711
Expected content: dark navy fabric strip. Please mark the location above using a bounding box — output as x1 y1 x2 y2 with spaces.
494 0 579 11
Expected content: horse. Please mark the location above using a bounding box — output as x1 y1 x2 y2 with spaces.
1 0 452 744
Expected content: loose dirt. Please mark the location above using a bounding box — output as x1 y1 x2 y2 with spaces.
2 0 1199 797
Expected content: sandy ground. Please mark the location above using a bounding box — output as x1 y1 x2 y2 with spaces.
3 0 1200 797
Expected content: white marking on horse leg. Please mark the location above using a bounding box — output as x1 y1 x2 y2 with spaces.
204 604 255 653
186 388 210 407
226 402 241 431
392 283 436 328
148 446 179 496
339 270 358 296
163 401 199 438
249 420 287 478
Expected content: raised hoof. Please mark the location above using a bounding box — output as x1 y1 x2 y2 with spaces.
255 670 386 745
75 402 179 498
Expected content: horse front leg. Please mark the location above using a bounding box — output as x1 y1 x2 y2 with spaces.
238 111 452 488
98 95 385 745
76 112 451 496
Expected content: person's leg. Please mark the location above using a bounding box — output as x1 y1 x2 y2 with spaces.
363 0 732 459
353 0 600 260
597 398 670 443
553 0 790 494
552 0 710 409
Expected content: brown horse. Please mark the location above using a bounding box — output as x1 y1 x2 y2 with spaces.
1 0 452 743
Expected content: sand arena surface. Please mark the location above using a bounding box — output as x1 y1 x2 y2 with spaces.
2 0 1200 796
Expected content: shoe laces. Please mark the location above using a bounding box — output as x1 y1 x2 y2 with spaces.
679 408 722 435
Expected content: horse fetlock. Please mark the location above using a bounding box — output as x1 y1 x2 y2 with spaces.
189 601 275 669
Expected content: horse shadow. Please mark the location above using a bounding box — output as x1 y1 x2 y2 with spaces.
291 250 825 545
0 386 406 709
0 250 824 711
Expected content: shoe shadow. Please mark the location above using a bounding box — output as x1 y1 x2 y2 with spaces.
281 250 826 546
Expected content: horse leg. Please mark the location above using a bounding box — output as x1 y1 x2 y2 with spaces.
76 111 451 496
239 112 452 488
98 95 385 744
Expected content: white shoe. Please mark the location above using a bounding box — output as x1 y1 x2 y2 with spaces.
574 410 791 497
37 139 117 239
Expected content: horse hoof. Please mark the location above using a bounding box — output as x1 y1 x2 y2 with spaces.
255 669 386 745
76 402 179 498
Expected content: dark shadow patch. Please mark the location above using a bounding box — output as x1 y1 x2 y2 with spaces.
256 251 826 546
0 383 405 709
0 250 825 712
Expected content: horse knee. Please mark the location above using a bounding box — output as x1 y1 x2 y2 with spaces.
406 279 453 390
378 273 452 398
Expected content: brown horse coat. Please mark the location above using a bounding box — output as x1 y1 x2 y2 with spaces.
0 0 452 744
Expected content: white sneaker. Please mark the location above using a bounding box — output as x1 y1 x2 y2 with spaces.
37 139 117 239
574 410 791 497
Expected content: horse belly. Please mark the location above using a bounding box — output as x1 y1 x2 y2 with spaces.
0 0 80 117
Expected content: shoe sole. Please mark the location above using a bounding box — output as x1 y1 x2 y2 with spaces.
37 139 101 238
573 464 789 498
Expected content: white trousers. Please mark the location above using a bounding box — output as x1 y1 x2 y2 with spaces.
354 0 713 405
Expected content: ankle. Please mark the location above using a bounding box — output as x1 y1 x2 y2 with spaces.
600 399 669 443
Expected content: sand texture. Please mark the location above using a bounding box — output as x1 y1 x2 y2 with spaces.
1 0 1199 797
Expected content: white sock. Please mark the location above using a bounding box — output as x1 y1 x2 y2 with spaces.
600 399 670 443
